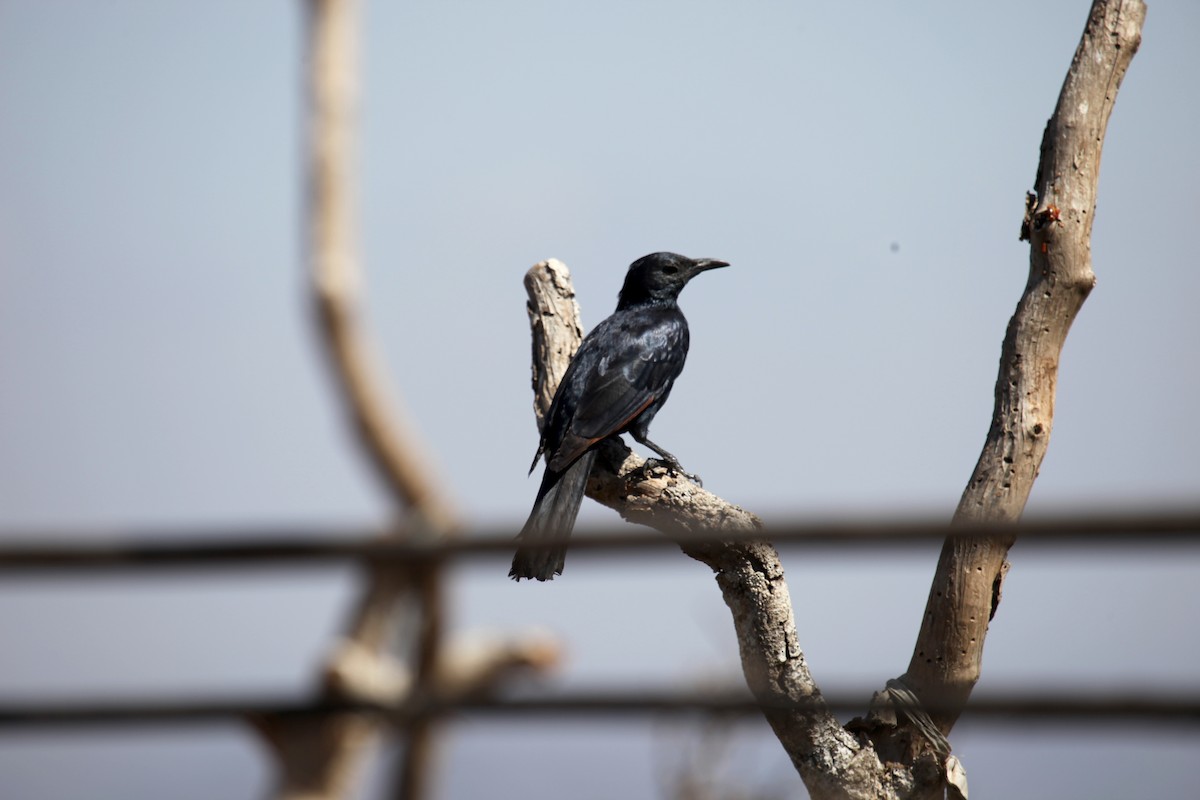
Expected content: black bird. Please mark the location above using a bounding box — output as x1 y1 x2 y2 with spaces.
510 252 728 581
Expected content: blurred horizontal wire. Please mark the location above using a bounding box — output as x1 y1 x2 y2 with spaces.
0 689 1198 730
0 508 1198 571
1 510 1196 732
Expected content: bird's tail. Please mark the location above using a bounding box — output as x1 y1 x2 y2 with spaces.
509 450 598 581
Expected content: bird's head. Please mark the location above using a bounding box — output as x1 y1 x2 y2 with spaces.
617 252 729 308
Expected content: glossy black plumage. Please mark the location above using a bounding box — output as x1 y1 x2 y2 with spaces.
510 252 727 581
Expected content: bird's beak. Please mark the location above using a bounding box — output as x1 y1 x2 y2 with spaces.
691 258 730 272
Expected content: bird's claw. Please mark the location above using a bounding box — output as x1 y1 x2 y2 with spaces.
645 458 702 487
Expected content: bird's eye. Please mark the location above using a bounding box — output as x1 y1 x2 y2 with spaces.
661 265 679 274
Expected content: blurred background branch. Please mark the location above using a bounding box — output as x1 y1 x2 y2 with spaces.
258 2 506 799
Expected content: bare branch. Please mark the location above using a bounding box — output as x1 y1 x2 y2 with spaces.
525 260 895 799
901 0 1146 736
306 0 455 534
257 632 559 800
260 1 462 798
524 259 584 427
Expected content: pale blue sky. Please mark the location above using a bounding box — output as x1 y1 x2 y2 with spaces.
0 2 1197 798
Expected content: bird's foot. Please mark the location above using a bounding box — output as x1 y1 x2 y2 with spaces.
645 458 703 487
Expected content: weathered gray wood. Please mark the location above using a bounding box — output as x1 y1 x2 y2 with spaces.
523 1 1145 795
524 259 584 429
901 0 1146 737
525 260 898 799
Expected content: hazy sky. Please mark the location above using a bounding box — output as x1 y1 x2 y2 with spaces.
1 1 1197 799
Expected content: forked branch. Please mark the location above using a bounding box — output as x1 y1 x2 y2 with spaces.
259 2 461 799
525 260 890 799
524 4 1145 795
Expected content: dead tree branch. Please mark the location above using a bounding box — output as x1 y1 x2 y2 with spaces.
525 260 897 799
258 1 463 798
524 3 1144 793
897 0 1145 745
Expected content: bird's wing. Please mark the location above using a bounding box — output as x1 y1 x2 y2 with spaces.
545 312 686 471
